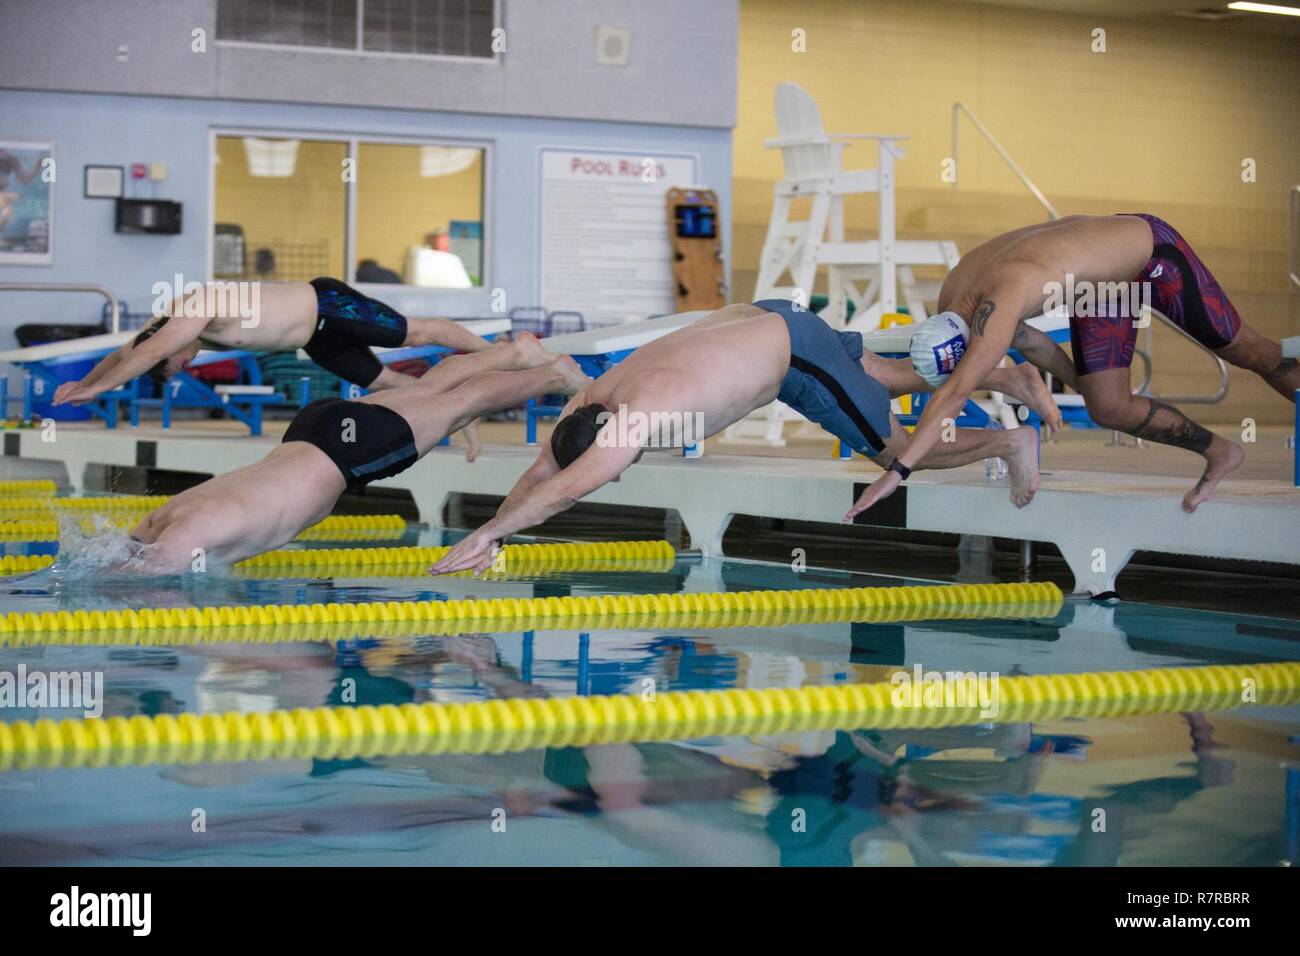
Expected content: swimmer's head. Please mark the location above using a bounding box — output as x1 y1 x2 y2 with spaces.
550 403 612 469
132 317 199 386
909 311 970 388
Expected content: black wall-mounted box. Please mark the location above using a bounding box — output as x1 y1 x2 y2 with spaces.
115 199 182 235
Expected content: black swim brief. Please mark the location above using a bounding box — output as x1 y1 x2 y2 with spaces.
305 277 409 388
282 397 418 490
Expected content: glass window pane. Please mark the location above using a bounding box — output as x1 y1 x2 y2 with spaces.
212 135 347 281
217 0 357 49
363 0 495 58
354 143 485 287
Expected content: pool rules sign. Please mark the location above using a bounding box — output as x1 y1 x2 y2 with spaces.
540 148 699 326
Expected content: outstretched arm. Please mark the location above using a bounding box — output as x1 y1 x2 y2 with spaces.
846 264 1042 520
52 314 206 404
430 410 642 575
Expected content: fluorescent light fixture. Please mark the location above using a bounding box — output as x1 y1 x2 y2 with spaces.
1226 2 1300 15
420 147 479 178
242 138 299 177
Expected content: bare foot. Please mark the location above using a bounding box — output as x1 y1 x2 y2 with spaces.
510 331 554 369
1011 362 1062 435
553 354 592 394
1003 427 1041 508
460 418 481 462
1181 439 1243 513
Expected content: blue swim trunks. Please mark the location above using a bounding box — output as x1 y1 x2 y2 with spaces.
755 299 892 457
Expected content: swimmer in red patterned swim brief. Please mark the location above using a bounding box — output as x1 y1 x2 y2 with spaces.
844 214 1299 519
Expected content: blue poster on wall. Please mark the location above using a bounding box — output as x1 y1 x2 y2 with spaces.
0 139 54 265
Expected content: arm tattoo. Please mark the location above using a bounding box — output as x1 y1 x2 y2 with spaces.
1131 399 1214 455
972 300 996 338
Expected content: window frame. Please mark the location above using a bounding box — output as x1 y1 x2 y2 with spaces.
207 127 494 295
213 0 502 65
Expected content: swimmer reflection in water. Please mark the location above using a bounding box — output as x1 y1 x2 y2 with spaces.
126 335 588 574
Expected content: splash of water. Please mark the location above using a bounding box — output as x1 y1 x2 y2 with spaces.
52 512 159 580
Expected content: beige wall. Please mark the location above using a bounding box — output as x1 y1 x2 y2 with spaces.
735 0 1300 423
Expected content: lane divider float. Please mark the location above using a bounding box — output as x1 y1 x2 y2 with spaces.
233 539 676 578
0 581 1064 645
1 660 1293 772
0 480 57 497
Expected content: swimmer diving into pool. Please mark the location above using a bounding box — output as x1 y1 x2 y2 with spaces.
127 334 589 575
51 278 493 405
844 214 1300 520
430 301 1061 576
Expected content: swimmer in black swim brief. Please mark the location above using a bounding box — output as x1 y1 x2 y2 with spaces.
52 277 495 407
128 334 591 574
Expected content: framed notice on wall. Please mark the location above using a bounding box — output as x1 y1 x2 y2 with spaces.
539 148 700 326
0 138 54 265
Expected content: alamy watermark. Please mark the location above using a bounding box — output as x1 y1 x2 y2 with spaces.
0 665 103 718
1043 273 1153 326
891 663 1001 719
151 275 261 328
594 404 706 449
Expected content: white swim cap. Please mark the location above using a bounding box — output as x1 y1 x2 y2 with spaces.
909 311 970 388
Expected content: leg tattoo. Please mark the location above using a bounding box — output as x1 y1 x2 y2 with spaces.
1268 357 1298 379
1130 399 1214 454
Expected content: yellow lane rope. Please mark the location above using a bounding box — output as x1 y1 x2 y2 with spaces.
0 582 1063 645
0 513 408 544
0 535 660 578
0 480 57 497
0 555 54 575
233 540 677 578
2 660 1294 772
0 495 168 513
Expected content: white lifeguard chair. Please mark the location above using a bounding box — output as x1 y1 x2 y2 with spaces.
727 83 961 446
751 83 960 331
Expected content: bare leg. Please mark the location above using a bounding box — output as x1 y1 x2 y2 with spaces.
403 317 495 353
982 363 1062 434
872 416 1040 507
862 353 1061 432
459 418 481 463
441 357 588 436
1011 322 1079 390
414 332 553 394
1215 323 1300 402
1078 368 1243 513
369 367 421 390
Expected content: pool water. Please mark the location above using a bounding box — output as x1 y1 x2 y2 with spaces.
1 525 1297 867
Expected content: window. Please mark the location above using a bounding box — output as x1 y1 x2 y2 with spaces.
216 0 497 59
213 137 347 281
212 133 487 289
217 0 357 50
355 143 484 286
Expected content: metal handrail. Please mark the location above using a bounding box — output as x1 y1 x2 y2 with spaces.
951 102 1060 221
1141 311 1230 405
1289 185 1299 290
0 282 121 333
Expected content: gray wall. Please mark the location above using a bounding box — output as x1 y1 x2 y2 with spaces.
0 0 737 129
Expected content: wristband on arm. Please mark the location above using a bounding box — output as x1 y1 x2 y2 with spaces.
887 460 912 480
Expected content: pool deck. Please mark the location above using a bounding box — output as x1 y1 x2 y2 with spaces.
5 419 1297 595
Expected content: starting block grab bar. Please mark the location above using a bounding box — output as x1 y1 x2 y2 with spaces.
0 282 122 334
